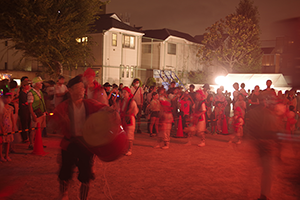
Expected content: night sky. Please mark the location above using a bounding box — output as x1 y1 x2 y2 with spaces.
107 0 300 40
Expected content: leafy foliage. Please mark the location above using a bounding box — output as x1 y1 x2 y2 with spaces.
0 0 107 76
198 0 262 73
187 70 213 84
236 0 260 31
145 77 156 87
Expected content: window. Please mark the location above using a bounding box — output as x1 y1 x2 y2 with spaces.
142 44 152 53
76 37 88 43
112 33 117 46
121 67 124 78
126 66 129 78
131 66 134 78
168 43 176 55
123 35 135 49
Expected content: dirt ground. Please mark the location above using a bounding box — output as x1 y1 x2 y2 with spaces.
1 123 300 200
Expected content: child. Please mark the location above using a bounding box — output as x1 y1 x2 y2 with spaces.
119 87 139 156
229 106 244 144
155 99 173 149
234 93 247 118
179 93 193 133
213 101 223 134
286 105 297 135
149 92 160 137
0 89 15 162
205 94 214 133
240 83 248 98
185 90 206 147
232 82 239 106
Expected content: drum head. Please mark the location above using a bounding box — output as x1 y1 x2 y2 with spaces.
83 107 122 147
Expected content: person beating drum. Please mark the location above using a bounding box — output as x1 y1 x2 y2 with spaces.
50 75 110 200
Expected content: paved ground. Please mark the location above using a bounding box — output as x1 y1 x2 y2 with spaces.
1 122 300 200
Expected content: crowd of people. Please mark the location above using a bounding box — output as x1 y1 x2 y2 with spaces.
0 68 299 200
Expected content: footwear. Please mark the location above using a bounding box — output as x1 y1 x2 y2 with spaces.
236 140 242 145
28 144 33 150
154 145 161 149
5 156 11 161
10 149 16 153
125 151 132 156
257 194 270 200
197 142 205 147
150 133 154 137
0 157 7 162
161 141 169 150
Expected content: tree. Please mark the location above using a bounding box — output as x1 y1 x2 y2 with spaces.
198 0 262 73
187 70 213 84
236 0 260 31
0 0 107 76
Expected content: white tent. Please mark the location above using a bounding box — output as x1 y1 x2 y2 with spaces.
215 73 292 93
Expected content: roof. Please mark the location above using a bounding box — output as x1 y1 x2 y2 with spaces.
225 73 290 89
91 13 143 34
143 28 201 44
194 35 205 44
261 47 275 54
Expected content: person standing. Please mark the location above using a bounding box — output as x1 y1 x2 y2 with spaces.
149 92 160 137
83 68 108 105
119 87 139 156
155 97 173 149
228 106 244 144
249 85 262 109
27 77 47 150
232 82 240 106
234 93 247 118
202 84 210 100
51 75 107 200
245 95 285 200
214 88 228 133
18 80 31 143
186 90 206 147
130 79 143 133
54 75 68 108
262 80 276 97
0 88 15 162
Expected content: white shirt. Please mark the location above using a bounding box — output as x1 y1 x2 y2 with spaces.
130 87 144 105
73 102 86 137
55 84 68 107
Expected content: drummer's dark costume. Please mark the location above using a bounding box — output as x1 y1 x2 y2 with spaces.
53 97 106 199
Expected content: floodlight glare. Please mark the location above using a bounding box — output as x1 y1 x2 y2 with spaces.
215 76 226 85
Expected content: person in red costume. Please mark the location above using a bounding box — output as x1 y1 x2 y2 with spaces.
119 87 138 156
154 97 173 149
83 68 108 105
50 75 107 200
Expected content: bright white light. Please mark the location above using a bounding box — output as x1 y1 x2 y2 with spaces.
215 76 226 85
